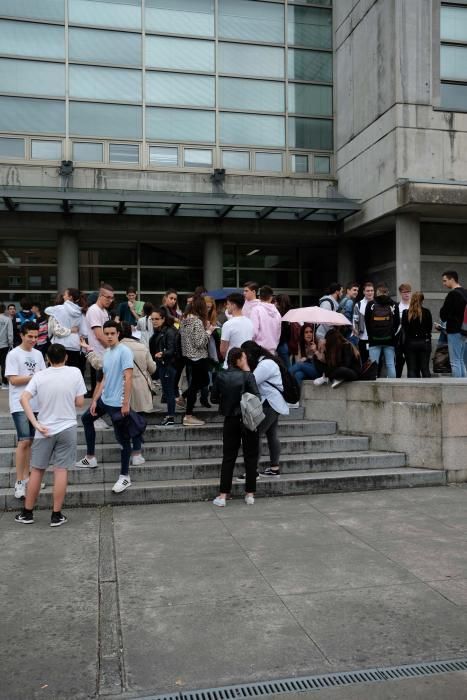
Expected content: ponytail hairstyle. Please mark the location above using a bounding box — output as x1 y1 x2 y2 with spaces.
408 291 424 322
241 340 279 372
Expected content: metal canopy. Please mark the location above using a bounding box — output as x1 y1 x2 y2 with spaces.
0 186 360 222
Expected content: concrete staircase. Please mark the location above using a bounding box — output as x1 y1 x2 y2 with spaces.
0 406 446 510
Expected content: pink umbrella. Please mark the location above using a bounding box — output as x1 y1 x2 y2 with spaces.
282 306 351 326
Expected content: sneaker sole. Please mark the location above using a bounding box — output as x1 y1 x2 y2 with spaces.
15 518 34 524
112 484 131 494
50 519 67 527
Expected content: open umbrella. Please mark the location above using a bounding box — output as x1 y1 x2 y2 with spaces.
205 287 243 300
282 306 351 326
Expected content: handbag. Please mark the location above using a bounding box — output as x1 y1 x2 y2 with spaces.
134 357 157 397
240 375 265 431
112 409 147 438
358 359 378 381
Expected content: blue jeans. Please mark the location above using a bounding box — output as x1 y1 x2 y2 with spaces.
447 333 467 377
290 360 321 385
369 345 396 378
81 398 133 476
159 364 177 416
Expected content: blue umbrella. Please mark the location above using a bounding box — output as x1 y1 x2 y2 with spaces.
205 287 243 300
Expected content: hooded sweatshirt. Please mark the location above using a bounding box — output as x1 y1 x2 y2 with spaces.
45 300 88 351
242 298 261 320
250 302 282 353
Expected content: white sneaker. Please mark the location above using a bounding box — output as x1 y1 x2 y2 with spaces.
212 496 226 507
75 456 98 468
331 379 344 389
313 375 329 386
131 454 145 466
112 475 131 493
94 418 110 430
245 494 255 505
287 402 300 409
183 416 205 427
1 383 8 390
14 480 26 499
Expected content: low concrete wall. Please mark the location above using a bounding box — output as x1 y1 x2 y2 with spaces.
301 379 467 482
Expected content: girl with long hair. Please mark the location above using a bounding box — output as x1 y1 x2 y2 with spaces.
179 294 211 426
401 292 432 378
289 324 322 385
149 306 179 426
313 328 361 388
136 302 154 348
274 293 292 368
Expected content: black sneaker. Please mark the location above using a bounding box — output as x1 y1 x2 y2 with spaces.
235 471 260 483
200 399 211 408
160 416 175 427
15 510 34 524
260 468 281 478
50 512 68 527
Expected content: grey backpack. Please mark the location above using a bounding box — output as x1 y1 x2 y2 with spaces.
240 392 265 432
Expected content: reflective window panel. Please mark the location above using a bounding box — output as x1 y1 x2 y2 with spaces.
146 36 215 72
184 148 212 167
441 5 467 42
288 5 332 49
219 43 284 79
291 154 309 173
146 72 215 107
109 143 139 163
0 96 65 134
0 137 24 158
0 19 65 59
80 267 138 292
238 245 298 268
289 0 331 4
0 0 65 21
73 142 104 162
69 65 142 101
70 102 142 139
69 27 142 66
219 78 284 112
149 145 179 166
288 48 332 81
145 0 214 37
0 59 65 98
218 0 284 43
68 0 142 30
440 82 467 111
31 140 62 160
140 241 203 266
288 83 332 116
289 117 333 149
255 152 282 172
222 150 250 170
441 45 467 81
146 107 215 142
314 155 331 174
220 113 285 147
140 268 203 292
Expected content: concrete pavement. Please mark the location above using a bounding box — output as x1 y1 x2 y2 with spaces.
3 486 467 699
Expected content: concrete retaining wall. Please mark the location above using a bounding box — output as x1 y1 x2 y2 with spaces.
302 379 467 482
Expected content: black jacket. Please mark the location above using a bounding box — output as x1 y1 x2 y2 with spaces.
211 368 259 417
149 325 178 366
440 288 466 334
401 308 432 343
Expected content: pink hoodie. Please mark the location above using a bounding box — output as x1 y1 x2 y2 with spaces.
242 298 260 319
250 302 282 353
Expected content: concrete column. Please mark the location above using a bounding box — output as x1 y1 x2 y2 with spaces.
203 235 223 290
57 231 79 292
337 240 357 286
395 214 421 291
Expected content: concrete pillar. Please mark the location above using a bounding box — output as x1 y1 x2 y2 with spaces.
395 214 421 291
337 240 357 286
203 235 223 290
57 231 79 292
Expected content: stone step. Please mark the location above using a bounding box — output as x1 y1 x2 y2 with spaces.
0 467 446 510
0 419 337 448
0 450 407 488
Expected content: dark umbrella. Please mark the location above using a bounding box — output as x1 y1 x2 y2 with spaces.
205 287 243 300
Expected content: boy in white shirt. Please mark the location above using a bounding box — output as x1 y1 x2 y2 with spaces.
220 293 254 368
15 343 87 526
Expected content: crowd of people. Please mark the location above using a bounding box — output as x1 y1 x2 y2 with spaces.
3 269 466 523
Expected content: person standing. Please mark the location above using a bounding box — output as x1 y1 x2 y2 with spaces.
85 284 113 403
14 298 36 347
15 343 87 526
242 281 260 320
338 282 360 344
179 295 211 427
249 285 282 354
31 302 49 358
150 307 179 426
5 321 46 498
219 293 254 368
365 283 399 378
136 302 154 348
396 283 412 377
0 303 13 388
45 288 88 370
275 293 293 368
115 287 143 327
440 270 467 377
401 292 432 378
353 282 374 363
316 282 343 341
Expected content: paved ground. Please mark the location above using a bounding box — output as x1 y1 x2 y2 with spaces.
3 486 467 699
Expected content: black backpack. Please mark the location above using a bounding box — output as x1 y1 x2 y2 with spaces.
368 301 394 342
265 360 300 404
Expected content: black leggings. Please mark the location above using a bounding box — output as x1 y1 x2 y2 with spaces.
185 358 209 414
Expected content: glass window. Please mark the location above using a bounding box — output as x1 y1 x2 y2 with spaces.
441 5 467 42
0 0 65 21
140 241 203 266
184 148 212 167
80 267 138 292
146 73 215 107
218 0 284 43
289 117 333 149
69 65 142 102
0 19 64 59
219 78 284 112
68 0 141 30
149 146 178 166
314 155 331 174
146 36 214 72
79 246 137 266
238 269 299 287
441 45 467 81
145 0 214 37
291 154 308 173
73 142 104 162
0 137 24 158
288 6 332 49
288 83 332 116
255 152 282 172
440 82 467 111
239 246 297 268
70 102 142 139
219 43 284 79
69 28 141 66
288 48 332 82
31 140 62 160
109 143 139 163
140 268 203 292
222 150 250 170
0 96 65 134
146 107 215 142
0 59 65 98
220 113 285 147
223 269 237 286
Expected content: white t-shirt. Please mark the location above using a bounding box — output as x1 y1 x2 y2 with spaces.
26 366 87 437
221 315 254 368
6 347 46 413
85 303 109 355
